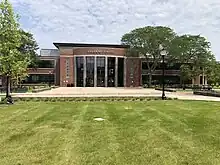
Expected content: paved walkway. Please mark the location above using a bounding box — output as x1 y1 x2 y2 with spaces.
8 87 220 101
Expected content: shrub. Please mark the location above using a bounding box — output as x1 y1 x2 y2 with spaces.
5 96 177 103
193 90 220 97
32 87 52 93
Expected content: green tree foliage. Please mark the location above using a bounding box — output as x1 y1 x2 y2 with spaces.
19 30 39 68
121 26 176 86
206 61 220 85
0 0 34 97
170 34 215 85
14 30 39 84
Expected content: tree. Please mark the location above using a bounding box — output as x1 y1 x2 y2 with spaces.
121 26 176 87
15 30 39 85
0 0 31 98
19 30 39 68
206 61 220 85
169 34 215 86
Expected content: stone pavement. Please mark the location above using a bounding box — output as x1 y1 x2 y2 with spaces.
9 87 220 101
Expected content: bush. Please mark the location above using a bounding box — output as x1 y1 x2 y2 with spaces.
32 87 51 93
0 97 5 104
192 85 212 91
193 90 220 97
11 96 176 102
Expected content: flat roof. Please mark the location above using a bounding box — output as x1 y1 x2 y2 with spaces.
53 42 130 49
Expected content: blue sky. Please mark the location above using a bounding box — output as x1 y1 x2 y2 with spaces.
10 0 220 59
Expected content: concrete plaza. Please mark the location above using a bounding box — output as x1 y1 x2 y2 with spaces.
11 87 220 101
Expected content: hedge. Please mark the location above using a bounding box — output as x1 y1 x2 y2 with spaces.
0 96 177 103
193 90 220 97
31 86 58 93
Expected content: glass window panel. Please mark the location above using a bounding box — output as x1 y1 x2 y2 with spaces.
76 57 84 87
97 57 105 87
107 57 115 87
86 57 94 87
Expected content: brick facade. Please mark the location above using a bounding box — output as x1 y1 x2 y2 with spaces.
73 47 126 56
125 58 141 87
59 56 75 87
24 43 207 88
57 46 128 87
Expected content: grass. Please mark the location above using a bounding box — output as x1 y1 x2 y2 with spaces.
0 100 220 165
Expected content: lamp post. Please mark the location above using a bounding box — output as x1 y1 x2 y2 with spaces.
159 44 168 100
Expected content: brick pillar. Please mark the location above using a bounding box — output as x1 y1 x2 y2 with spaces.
59 56 74 87
126 58 141 87
59 57 65 86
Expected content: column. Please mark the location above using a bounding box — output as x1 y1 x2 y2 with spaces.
124 57 127 87
94 56 97 87
83 56 86 87
74 56 77 87
54 59 56 85
203 76 205 85
202 68 204 85
195 76 200 85
204 76 207 85
192 78 194 85
115 57 118 87
105 56 108 87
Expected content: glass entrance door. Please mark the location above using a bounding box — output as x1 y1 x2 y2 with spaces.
107 57 115 87
76 57 84 87
97 57 105 87
86 57 94 87
75 56 124 87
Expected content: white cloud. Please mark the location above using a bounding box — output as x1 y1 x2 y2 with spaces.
9 0 220 59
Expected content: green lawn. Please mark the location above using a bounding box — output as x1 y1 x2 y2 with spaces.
0 100 220 165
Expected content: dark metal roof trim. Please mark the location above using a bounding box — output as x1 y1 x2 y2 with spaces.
53 42 130 48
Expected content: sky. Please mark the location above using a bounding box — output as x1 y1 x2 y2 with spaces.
9 0 220 59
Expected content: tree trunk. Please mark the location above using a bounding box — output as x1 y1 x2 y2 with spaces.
6 75 11 98
148 73 152 87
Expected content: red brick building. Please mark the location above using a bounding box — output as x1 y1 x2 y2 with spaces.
21 42 207 87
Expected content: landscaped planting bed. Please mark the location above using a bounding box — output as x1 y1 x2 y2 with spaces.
193 90 220 97
8 96 176 102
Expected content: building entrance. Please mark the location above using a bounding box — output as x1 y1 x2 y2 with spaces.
75 56 124 87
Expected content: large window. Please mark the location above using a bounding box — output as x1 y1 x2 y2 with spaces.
29 60 55 68
118 58 124 87
86 57 94 87
74 56 125 87
23 74 55 84
107 57 115 87
142 62 148 70
142 61 181 70
142 75 180 86
76 57 84 87
97 57 105 87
